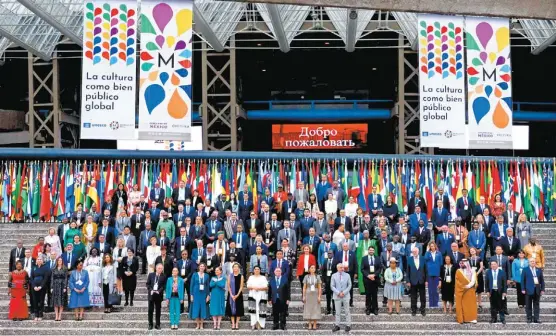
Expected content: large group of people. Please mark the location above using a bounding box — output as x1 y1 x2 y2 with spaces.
6 180 548 331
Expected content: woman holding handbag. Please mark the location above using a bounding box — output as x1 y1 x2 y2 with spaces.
166 267 184 330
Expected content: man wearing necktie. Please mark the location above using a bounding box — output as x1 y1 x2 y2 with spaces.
456 189 474 231
406 247 427 316
171 180 191 207
269 267 289 330
9 240 26 272
321 250 336 315
521 258 545 323
334 242 355 307
147 264 167 330
489 245 510 315
139 223 154 274
150 182 165 210
361 246 381 315
485 260 507 324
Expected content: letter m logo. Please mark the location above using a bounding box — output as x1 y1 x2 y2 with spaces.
482 68 497 81
157 54 174 67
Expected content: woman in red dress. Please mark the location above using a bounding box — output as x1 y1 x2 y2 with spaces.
8 260 29 321
491 193 506 218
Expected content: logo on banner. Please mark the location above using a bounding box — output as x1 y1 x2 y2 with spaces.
467 22 512 129
139 3 193 121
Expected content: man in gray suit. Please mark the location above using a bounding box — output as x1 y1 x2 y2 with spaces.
118 226 137 251
293 181 309 204
314 212 328 237
326 180 346 210
276 220 297 248
331 263 352 332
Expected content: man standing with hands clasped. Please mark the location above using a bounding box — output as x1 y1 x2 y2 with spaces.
521 258 545 323
147 263 167 330
268 267 290 330
361 246 381 316
331 263 352 333
485 260 507 324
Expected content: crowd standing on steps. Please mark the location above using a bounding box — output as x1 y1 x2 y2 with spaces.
6 183 548 331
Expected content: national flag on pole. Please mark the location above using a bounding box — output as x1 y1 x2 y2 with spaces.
350 163 360 199
40 162 52 220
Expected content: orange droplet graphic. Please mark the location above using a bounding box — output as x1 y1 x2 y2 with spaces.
167 90 187 119
171 73 180 86
492 101 509 128
148 71 158 81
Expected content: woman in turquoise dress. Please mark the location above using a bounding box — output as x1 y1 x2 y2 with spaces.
165 267 184 330
190 262 210 329
68 260 90 321
210 266 226 330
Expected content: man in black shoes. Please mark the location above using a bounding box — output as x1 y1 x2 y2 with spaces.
146 263 166 330
485 260 507 324
361 246 381 315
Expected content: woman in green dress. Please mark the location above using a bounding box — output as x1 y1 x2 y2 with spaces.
71 235 87 260
64 221 81 248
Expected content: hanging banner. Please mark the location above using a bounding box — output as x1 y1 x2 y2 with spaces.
466 17 513 149
81 0 137 139
418 14 467 148
138 0 193 140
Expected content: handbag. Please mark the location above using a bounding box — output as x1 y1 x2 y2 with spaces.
108 291 121 306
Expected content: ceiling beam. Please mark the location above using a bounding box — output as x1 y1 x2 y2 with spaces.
193 3 225 52
17 0 82 46
345 9 357 52
266 4 290 53
229 0 556 19
0 28 50 60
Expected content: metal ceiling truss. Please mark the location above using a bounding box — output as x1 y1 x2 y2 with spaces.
1 0 556 60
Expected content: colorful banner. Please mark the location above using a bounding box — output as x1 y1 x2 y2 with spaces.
418 14 467 149
137 0 193 140
466 17 513 149
271 124 368 150
81 0 137 139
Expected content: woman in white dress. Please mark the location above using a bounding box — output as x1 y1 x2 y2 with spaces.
146 236 161 274
246 265 268 330
84 247 104 307
306 194 320 219
112 238 127 294
44 227 62 258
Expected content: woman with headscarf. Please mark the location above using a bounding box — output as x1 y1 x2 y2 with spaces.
83 247 103 307
454 259 478 324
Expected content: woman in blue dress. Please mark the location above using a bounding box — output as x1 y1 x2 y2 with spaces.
68 260 90 321
210 266 226 330
165 267 184 330
190 262 210 329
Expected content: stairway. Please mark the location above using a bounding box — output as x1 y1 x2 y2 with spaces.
0 222 554 335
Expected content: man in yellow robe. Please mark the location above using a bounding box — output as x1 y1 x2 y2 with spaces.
454 259 478 324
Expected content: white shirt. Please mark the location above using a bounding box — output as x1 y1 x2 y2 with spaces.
304 254 309 271
414 257 420 269
179 188 185 200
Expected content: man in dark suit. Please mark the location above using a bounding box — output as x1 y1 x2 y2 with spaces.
61 244 78 271
238 193 254 222
9 240 25 272
367 186 384 219
281 194 296 221
146 263 167 330
137 195 149 213
456 189 474 231
71 203 86 226
521 258 545 323
435 226 455 256
361 246 381 315
299 209 316 241
334 211 352 232
261 188 275 213
431 200 449 235
474 196 491 218
406 247 427 316
321 250 336 315
171 180 192 207
448 243 465 269
94 234 112 257
57 217 71 247
138 222 156 274
182 200 195 220
238 184 253 203
333 242 357 306
503 202 518 228
214 194 231 219
408 190 427 215
490 245 511 315
316 175 332 212
415 220 431 254
485 260 507 324
130 206 145 246
245 211 263 235
302 228 320 259
268 267 290 330
154 247 173 278
434 189 450 211
149 182 165 209
96 218 116 247
500 227 521 261
269 249 290 279
175 227 191 260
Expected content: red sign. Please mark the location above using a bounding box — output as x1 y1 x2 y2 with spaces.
272 124 368 150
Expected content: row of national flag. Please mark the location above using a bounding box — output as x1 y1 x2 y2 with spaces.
0 159 554 221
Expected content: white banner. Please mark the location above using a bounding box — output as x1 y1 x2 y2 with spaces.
117 126 202 150
137 0 193 140
81 0 137 139
418 14 467 148
466 17 513 149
